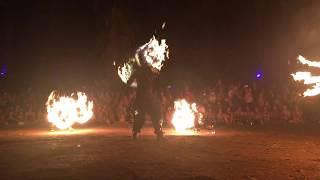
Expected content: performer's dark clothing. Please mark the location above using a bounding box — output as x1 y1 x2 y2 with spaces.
129 66 162 135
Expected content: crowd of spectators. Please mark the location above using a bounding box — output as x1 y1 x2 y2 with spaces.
179 80 305 127
0 89 46 127
0 79 310 128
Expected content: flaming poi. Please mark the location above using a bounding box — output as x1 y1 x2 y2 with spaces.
118 34 169 85
118 58 136 84
46 91 94 130
171 99 202 132
291 55 320 96
135 36 169 71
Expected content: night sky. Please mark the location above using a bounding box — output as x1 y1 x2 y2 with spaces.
1 0 320 90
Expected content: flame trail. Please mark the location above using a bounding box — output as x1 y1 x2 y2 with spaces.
291 55 320 96
46 91 94 130
171 99 202 132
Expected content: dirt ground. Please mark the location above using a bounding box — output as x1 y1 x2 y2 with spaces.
1 125 320 180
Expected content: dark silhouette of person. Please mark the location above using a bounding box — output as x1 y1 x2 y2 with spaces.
127 65 164 139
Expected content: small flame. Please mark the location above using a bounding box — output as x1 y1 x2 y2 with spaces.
171 99 200 132
162 22 166 29
46 91 94 130
117 58 135 84
291 55 320 96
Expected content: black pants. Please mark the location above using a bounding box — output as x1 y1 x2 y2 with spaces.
133 97 162 135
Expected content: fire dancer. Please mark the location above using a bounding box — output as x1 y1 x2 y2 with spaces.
127 64 164 140
117 30 169 139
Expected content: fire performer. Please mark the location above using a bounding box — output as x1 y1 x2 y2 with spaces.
118 24 169 139
127 61 164 140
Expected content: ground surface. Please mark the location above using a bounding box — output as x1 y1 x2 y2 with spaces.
1 124 320 180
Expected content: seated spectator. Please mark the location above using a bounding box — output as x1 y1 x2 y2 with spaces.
290 105 303 124
243 87 254 110
233 106 244 125
280 105 291 123
216 108 224 125
254 107 264 125
271 106 280 124
223 107 233 125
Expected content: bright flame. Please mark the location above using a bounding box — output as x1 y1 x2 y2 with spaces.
117 58 135 84
172 99 200 132
46 91 94 130
292 55 320 96
297 55 320 68
136 36 169 71
117 35 169 84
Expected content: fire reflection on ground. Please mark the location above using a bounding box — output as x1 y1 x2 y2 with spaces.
44 128 95 136
0 127 217 139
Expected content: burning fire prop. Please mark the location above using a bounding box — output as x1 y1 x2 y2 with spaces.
118 36 169 84
118 58 136 84
46 91 94 130
135 36 169 71
291 55 320 96
171 99 202 132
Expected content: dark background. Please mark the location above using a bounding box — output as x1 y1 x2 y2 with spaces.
1 0 320 90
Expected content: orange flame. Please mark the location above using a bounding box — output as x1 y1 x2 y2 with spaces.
46 91 94 130
292 55 320 96
171 99 201 132
136 36 169 71
118 35 169 84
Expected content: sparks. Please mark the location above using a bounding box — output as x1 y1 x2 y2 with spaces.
291 55 320 96
46 91 94 130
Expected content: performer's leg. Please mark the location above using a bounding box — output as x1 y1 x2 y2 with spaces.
149 102 163 136
132 108 145 138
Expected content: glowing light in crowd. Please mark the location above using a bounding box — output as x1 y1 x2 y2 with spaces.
256 71 263 80
46 91 94 130
172 99 200 132
291 55 320 96
0 64 7 78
